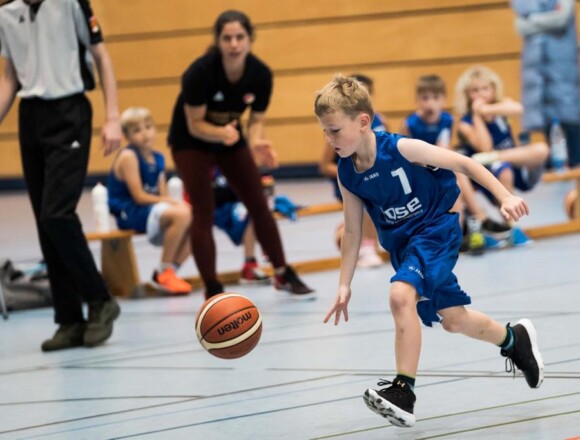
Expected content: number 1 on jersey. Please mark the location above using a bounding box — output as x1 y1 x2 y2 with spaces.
391 167 412 194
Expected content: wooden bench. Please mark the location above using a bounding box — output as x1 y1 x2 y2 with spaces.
88 174 580 298
85 202 347 297
541 168 580 214
85 229 142 298
524 168 580 239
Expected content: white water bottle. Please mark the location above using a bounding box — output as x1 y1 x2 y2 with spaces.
549 119 568 172
167 176 184 201
91 182 111 232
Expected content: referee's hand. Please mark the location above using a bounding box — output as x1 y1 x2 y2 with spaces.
102 118 122 156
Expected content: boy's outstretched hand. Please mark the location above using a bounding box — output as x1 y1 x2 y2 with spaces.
500 194 529 222
324 285 351 325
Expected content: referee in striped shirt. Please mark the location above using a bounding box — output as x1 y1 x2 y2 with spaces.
0 0 121 351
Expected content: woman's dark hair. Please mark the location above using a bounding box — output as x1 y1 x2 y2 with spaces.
207 10 254 53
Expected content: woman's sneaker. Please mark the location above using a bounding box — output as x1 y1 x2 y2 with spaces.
274 266 316 300
363 379 416 427
501 319 544 388
204 281 224 300
240 261 271 285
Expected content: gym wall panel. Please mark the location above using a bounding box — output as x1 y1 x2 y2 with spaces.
2 1 575 178
91 0 505 38
106 8 520 83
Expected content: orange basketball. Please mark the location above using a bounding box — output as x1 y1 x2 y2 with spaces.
564 189 578 219
195 293 262 359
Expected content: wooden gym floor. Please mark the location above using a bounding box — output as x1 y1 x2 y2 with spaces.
1 179 579 439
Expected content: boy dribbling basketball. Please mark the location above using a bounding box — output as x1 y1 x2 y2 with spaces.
316 75 544 428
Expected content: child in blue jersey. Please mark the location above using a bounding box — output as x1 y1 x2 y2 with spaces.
401 74 511 253
455 66 549 245
315 75 544 428
320 74 386 268
108 108 193 295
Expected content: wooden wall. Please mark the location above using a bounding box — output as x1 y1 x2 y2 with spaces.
0 0 575 178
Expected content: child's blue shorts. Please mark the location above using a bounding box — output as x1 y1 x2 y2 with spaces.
390 212 471 327
214 202 250 246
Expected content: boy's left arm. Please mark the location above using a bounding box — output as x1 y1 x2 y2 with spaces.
324 177 364 325
399 138 529 221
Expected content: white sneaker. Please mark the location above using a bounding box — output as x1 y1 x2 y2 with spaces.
357 248 383 268
472 151 499 166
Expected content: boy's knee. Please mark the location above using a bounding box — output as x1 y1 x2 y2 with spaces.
440 308 467 333
177 204 192 223
536 142 550 160
441 318 462 333
498 167 514 185
389 282 416 312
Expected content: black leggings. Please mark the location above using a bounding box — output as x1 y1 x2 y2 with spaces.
172 146 286 286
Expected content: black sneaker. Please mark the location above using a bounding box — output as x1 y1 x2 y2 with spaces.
482 218 512 237
205 281 224 299
501 319 544 388
274 266 316 300
363 379 416 427
41 323 85 352
84 299 121 347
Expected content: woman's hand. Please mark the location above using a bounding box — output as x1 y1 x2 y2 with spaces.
223 120 240 146
252 139 279 168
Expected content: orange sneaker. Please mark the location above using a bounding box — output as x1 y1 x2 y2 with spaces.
152 268 192 295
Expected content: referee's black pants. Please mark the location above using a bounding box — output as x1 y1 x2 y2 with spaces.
19 94 111 324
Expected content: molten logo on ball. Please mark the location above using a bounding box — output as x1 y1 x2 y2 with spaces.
217 312 253 335
195 293 262 359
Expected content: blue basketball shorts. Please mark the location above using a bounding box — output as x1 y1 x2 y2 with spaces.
214 202 250 246
390 212 471 326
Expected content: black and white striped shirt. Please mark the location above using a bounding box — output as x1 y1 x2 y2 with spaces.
0 0 104 99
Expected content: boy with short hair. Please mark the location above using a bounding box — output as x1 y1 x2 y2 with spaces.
316 74 543 428
320 73 386 268
108 107 192 295
402 74 511 253
400 74 453 147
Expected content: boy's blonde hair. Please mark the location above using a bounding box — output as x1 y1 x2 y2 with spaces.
416 74 446 96
454 65 504 115
120 107 154 136
314 74 374 120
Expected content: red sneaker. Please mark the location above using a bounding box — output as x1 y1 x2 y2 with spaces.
240 261 271 285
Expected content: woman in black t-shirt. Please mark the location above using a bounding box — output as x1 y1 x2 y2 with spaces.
168 10 314 299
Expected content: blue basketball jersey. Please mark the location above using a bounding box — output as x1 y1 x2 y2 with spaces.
405 111 453 145
338 131 470 327
338 131 460 252
460 114 515 156
108 145 165 232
